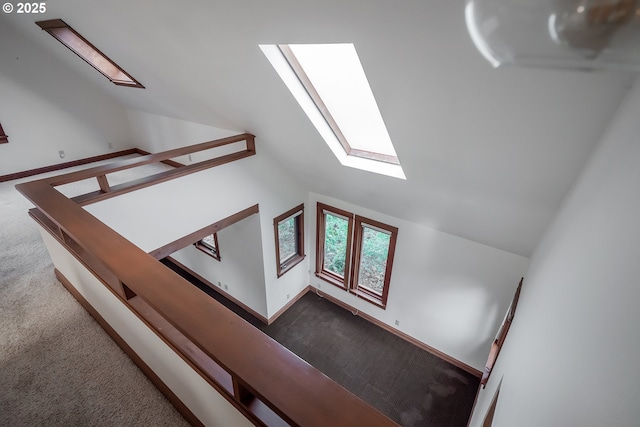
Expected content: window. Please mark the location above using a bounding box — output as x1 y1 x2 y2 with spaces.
481 278 523 387
36 19 144 88
0 122 7 144
260 44 405 179
350 216 397 307
316 203 398 308
274 204 305 277
195 233 220 261
316 204 354 289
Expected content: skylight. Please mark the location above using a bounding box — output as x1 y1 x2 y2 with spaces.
261 43 405 179
36 19 144 88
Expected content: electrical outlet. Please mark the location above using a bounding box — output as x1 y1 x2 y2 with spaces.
108 142 113 149
224 284 228 290
58 150 65 159
395 320 400 326
188 154 192 162
286 294 290 300
217 281 221 287
318 283 322 289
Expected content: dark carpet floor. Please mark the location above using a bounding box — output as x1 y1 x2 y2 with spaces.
162 259 479 427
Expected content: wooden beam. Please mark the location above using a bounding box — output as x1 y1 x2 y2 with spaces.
15 135 396 427
96 175 110 193
0 148 138 183
72 150 254 206
149 205 259 260
45 134 254 187
133 148 185 168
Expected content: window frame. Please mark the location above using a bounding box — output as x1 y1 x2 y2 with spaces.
36 19 144 88
194 233 221 261
0 122 8 144
349 215 398 308
481 278 523 387
315 202 397 308
274 203 305 278
315 203 354 289
278 44 400 166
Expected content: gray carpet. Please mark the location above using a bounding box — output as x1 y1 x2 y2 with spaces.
262 293 479 427
164 259 480 427
0 161 189 426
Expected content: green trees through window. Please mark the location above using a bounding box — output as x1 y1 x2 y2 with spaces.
274 204 305 278
357 226 391 294
323 213 349 277
316 202 397 308
277 217 297 262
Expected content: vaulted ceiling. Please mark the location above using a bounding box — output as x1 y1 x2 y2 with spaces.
2 0 634 257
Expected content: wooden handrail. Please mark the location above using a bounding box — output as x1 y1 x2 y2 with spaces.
16 135 397 427
44 133 254 186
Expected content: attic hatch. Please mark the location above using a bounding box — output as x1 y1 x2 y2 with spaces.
261 43 406 179
36 19 144 88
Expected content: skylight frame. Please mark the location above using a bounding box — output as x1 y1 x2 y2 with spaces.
279 45 400 166
36 19 144 89
261 43 406 179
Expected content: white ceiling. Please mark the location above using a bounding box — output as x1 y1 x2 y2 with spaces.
2 0 634 257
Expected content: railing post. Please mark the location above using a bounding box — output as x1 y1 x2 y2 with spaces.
97 174 110 193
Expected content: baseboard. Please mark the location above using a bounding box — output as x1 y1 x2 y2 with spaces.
0 149 138 183
267 285 311 325
313 287 483 378
165 256 269 325
54 268 203 427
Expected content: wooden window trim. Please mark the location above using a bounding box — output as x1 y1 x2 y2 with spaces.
482 384 501 427
481 278 523 387
279 45 399 166
315 202 397 309
149 203 258 260
349 215 398 309
194 233 221 261
0 122 8 144
36 19 144 88
315 202 354 290
279 46 353 157
274 203 306 278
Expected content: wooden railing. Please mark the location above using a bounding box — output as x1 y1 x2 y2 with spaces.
16 134 397 427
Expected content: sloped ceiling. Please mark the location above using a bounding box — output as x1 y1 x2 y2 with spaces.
1 0 634 257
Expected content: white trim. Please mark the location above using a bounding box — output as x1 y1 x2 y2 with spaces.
277 210 303 225
360 222 392 235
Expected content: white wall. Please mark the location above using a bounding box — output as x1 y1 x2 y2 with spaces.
171 213 268 318
39 227 253 427
88 111 310 319
126 109 239 163
308 193 529 371
50 106 530 371
0 22 132 176
469 79 640 427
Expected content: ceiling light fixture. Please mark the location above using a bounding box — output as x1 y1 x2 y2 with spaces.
465 0 640 71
